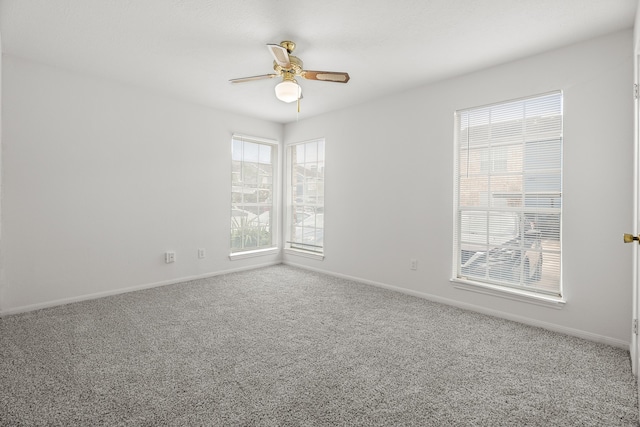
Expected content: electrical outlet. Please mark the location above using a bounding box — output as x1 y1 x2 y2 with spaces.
198 248 206 259
165 251 176 263
410 258 418 270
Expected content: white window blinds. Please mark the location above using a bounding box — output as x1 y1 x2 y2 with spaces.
453 92 562 296
231 135 277 253
287 139 325 253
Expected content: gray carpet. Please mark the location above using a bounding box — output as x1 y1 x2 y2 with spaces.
0 264 637 426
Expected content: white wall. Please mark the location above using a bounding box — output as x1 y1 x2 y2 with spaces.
284 29 634 347
0 55 283 313
1 29 634 347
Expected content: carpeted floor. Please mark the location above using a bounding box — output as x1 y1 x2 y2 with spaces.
0 264 637 426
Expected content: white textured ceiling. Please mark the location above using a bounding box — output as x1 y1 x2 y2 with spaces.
0 0 637 124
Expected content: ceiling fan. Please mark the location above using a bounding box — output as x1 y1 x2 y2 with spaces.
229 41 350 104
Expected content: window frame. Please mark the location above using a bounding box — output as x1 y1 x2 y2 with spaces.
229 134 279 258
284 138 325 260
451 92 564 305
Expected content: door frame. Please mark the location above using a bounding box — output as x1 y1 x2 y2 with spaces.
633 50 639 377
633 4 640 401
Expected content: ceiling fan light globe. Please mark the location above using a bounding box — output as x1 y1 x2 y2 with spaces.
275 80 302 103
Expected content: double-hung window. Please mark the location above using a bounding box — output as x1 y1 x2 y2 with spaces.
231 135 277 254
286 139 325 256
453 92 562 297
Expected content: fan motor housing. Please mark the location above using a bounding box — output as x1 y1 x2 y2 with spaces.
274 55 303 77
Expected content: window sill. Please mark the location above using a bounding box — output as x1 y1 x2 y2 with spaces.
229 247 279 260
450 278 565 309
284 248 324 261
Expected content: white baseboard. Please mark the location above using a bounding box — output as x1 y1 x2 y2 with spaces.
0 261 280 317
284 261 630 350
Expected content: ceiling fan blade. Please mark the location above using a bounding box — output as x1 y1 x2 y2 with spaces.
303 70 350 83
267 44 291 67
229 74 278 83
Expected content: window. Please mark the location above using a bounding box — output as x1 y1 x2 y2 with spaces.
231 135 277 253
286 139 325 255
453 92 562 297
